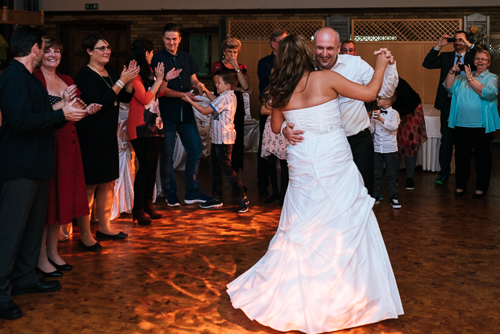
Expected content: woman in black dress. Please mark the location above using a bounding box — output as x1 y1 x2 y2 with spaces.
75 33 139 251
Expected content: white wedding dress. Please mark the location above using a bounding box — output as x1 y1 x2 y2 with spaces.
227 99 403 334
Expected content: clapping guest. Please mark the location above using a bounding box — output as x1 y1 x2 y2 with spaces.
127 39 181 225
75 33 139 251
444 49 499 198
34 36 101 275
212 38 250 172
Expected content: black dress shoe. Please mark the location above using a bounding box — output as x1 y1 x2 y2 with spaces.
48 258 72 271
264 193 280 204
37 268 63 278
0 300 22 320
455 190 465 197
95 230 128 240
11 279 61 296
473 192 485 199
77 239 102 252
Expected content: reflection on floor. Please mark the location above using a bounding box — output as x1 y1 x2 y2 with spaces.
2 146 500 334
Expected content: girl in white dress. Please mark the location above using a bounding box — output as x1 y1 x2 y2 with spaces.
227 35 403 334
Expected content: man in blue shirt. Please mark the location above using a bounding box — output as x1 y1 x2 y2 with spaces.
151 23 208 206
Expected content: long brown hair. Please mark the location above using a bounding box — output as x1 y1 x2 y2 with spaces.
264 34 316 109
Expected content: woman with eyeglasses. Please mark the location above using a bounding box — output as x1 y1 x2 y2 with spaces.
444 48 499 199
74 33 139 251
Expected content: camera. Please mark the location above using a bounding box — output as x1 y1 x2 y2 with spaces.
447 37 457 43
458 64 478 72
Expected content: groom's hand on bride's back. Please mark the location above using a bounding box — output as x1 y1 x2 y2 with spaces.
283 122 304 146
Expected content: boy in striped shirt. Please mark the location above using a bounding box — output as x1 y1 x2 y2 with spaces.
182 72 249 213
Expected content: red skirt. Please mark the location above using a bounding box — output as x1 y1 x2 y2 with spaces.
397 104 428 159
46 122 89 225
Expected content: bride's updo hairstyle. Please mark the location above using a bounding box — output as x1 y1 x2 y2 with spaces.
265 34 316 109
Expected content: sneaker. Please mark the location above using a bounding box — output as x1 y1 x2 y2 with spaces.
184 192 209 205
165 192 180 207
435 175 448 185
200 197 223 209
238 197 250 213
405 178 415 190
390 196 401 209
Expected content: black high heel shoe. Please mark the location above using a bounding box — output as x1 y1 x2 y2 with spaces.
48 258 72 271
143 201 162 219
36 267 63 278
132 209 152 225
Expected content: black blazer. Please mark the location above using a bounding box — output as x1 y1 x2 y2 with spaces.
0 59 66 185
422 47 477 110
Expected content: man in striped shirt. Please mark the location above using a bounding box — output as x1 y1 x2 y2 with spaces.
182 72 249 213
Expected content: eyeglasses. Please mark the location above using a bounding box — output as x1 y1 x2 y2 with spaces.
475 58 489 61
94 46 112 52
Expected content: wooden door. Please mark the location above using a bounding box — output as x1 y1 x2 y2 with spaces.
57 20 131 78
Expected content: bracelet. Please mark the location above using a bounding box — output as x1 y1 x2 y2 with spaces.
236 69 241 73
468 77 475 82
116 80 125 88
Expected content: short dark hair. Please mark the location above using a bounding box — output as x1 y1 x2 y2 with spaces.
10 25 45 57
454 30 469 41
269 30 287 47
341 39 356 46
217 71 238 89
163 23 180 36
44 36 63 53
82 33 109 52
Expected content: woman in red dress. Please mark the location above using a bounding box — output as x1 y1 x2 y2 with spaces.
34 36 101 275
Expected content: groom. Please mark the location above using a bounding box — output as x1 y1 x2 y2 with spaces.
282 27 398 198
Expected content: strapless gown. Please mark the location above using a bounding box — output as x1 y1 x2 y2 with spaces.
227 99 403 333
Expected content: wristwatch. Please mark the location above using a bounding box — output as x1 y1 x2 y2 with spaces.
236 69 241 73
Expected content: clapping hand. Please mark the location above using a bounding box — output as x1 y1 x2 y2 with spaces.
120 59 140 84
62 98 88 122
62 85 78 104
154 62 165 81
165 67 182 81
86 103 102 115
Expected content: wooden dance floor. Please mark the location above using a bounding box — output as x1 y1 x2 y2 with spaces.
2 144 500 334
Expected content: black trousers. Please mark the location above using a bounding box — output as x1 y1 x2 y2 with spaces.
210 143 246 198
257 114 270 192
0 178 49 303
131 137 162 209
439 98 455 177
267 155 289 196
454 127 493 192
347 128 375 197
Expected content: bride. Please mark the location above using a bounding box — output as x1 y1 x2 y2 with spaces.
226 35 403 333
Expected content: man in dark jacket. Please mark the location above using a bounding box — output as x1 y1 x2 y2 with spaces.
422 31 477 185
0 26 87 320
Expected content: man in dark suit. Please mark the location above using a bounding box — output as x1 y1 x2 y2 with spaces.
422 31 477 185
0 26 87 320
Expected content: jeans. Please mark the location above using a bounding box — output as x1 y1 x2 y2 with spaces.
210 143 245 198
160 119 202 196
374 152 399 199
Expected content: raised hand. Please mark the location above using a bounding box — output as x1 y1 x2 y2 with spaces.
165 67 182 81
155 62 165 81
373 48 392 69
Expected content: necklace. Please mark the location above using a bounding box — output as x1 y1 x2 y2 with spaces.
88 64 118 106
